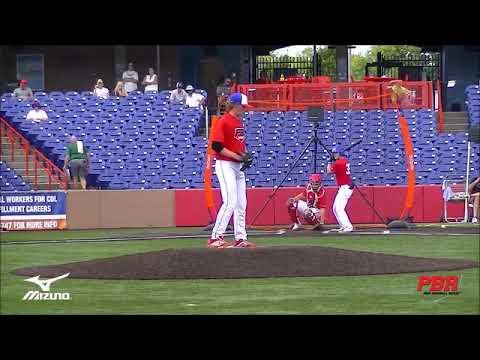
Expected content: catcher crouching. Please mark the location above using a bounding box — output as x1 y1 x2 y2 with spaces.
286 173 326 231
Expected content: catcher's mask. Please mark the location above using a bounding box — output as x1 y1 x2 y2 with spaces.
309 173 322 192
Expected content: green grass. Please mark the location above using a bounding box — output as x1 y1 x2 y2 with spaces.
0 227 199 242
1 229 478 315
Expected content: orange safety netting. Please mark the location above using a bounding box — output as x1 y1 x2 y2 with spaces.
238 81 433 112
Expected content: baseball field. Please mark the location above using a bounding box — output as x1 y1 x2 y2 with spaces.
1 224 478 315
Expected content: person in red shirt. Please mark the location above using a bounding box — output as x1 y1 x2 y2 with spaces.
327 146 354 232
286 173 327 231
208 93 255 248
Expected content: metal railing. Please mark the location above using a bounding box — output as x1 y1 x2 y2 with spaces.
0 117 68 190
365 52 441 81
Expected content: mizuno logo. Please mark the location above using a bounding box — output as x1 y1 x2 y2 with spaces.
22 273 71 301
24 273 70 292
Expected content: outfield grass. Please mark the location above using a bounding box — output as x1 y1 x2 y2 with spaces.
1 229 478 315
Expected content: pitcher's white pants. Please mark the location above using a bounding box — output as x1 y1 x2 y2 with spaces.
333 185 353 230
211 160 247 240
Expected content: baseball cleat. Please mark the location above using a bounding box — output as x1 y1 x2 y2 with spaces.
207 237 231 248
328 228 344 232
472 217 478 223
229 239 256 248
338 227 353 233
290 223 303 231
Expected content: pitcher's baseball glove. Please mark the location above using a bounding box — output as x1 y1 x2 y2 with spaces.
240 152 253 171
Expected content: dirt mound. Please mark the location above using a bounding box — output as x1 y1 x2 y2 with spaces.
12 246 479 280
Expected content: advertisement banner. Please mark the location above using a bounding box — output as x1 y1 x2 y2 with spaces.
0 192 67 231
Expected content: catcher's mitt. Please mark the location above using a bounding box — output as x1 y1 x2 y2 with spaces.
286 198 298 207
240 152 253 171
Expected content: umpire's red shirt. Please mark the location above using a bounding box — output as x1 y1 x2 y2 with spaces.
331 156 352 186
211 112 246 162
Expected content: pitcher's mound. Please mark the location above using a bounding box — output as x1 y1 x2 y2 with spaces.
13 246 479 280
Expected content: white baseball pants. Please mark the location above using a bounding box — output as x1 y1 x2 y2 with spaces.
211 159 247 240
333 185 353 230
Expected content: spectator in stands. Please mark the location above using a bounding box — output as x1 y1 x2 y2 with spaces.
388 80 412 108
216 76 232 114
26 101 48 123
93 79 109 99
13 80 33 101
256 70 271 84
113 80 127 97
230 72 239 93
122 62 139 94
142 67 158 92
185 85 206 110
468 176 480 223
217 76 232 98
170 82 187 103
64 135 89 190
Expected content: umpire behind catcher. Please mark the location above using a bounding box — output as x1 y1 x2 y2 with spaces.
64 135 90 190
207 93 255 249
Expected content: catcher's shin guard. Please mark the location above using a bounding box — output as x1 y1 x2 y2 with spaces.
288 202 299 223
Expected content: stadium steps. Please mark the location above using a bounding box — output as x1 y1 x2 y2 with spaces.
1 135 62 190
443 112 469 132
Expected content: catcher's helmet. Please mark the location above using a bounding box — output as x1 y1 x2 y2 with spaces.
309 173 322 191
309 173 321 182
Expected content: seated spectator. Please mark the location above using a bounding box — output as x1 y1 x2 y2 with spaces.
13 79 33 101
26 101 48 123
170 82 187 103
185 85 206 110
122 62 139 94
468 176 480 223
256 70 271 84
64 135 89 190
93 79 109 99
142 67 158 92
113 80 127 97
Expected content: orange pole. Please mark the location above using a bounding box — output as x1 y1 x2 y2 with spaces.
204 115 219 219
399 115 416 220
436 80 445 133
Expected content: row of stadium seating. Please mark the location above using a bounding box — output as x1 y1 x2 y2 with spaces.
1 87 479 191
0 161 32 192
466 84 480 126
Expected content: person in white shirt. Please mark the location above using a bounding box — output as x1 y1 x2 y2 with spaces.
142 67 158 92
185 85 206 110
169 82 187 103
26 101 48 123
93 79 109 99
122 62 139 93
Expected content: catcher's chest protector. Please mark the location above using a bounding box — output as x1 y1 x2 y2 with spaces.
306 185 325 208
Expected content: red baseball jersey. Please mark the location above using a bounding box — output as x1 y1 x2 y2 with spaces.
210 112 246 162
303 184 327 209
331 156 352 186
